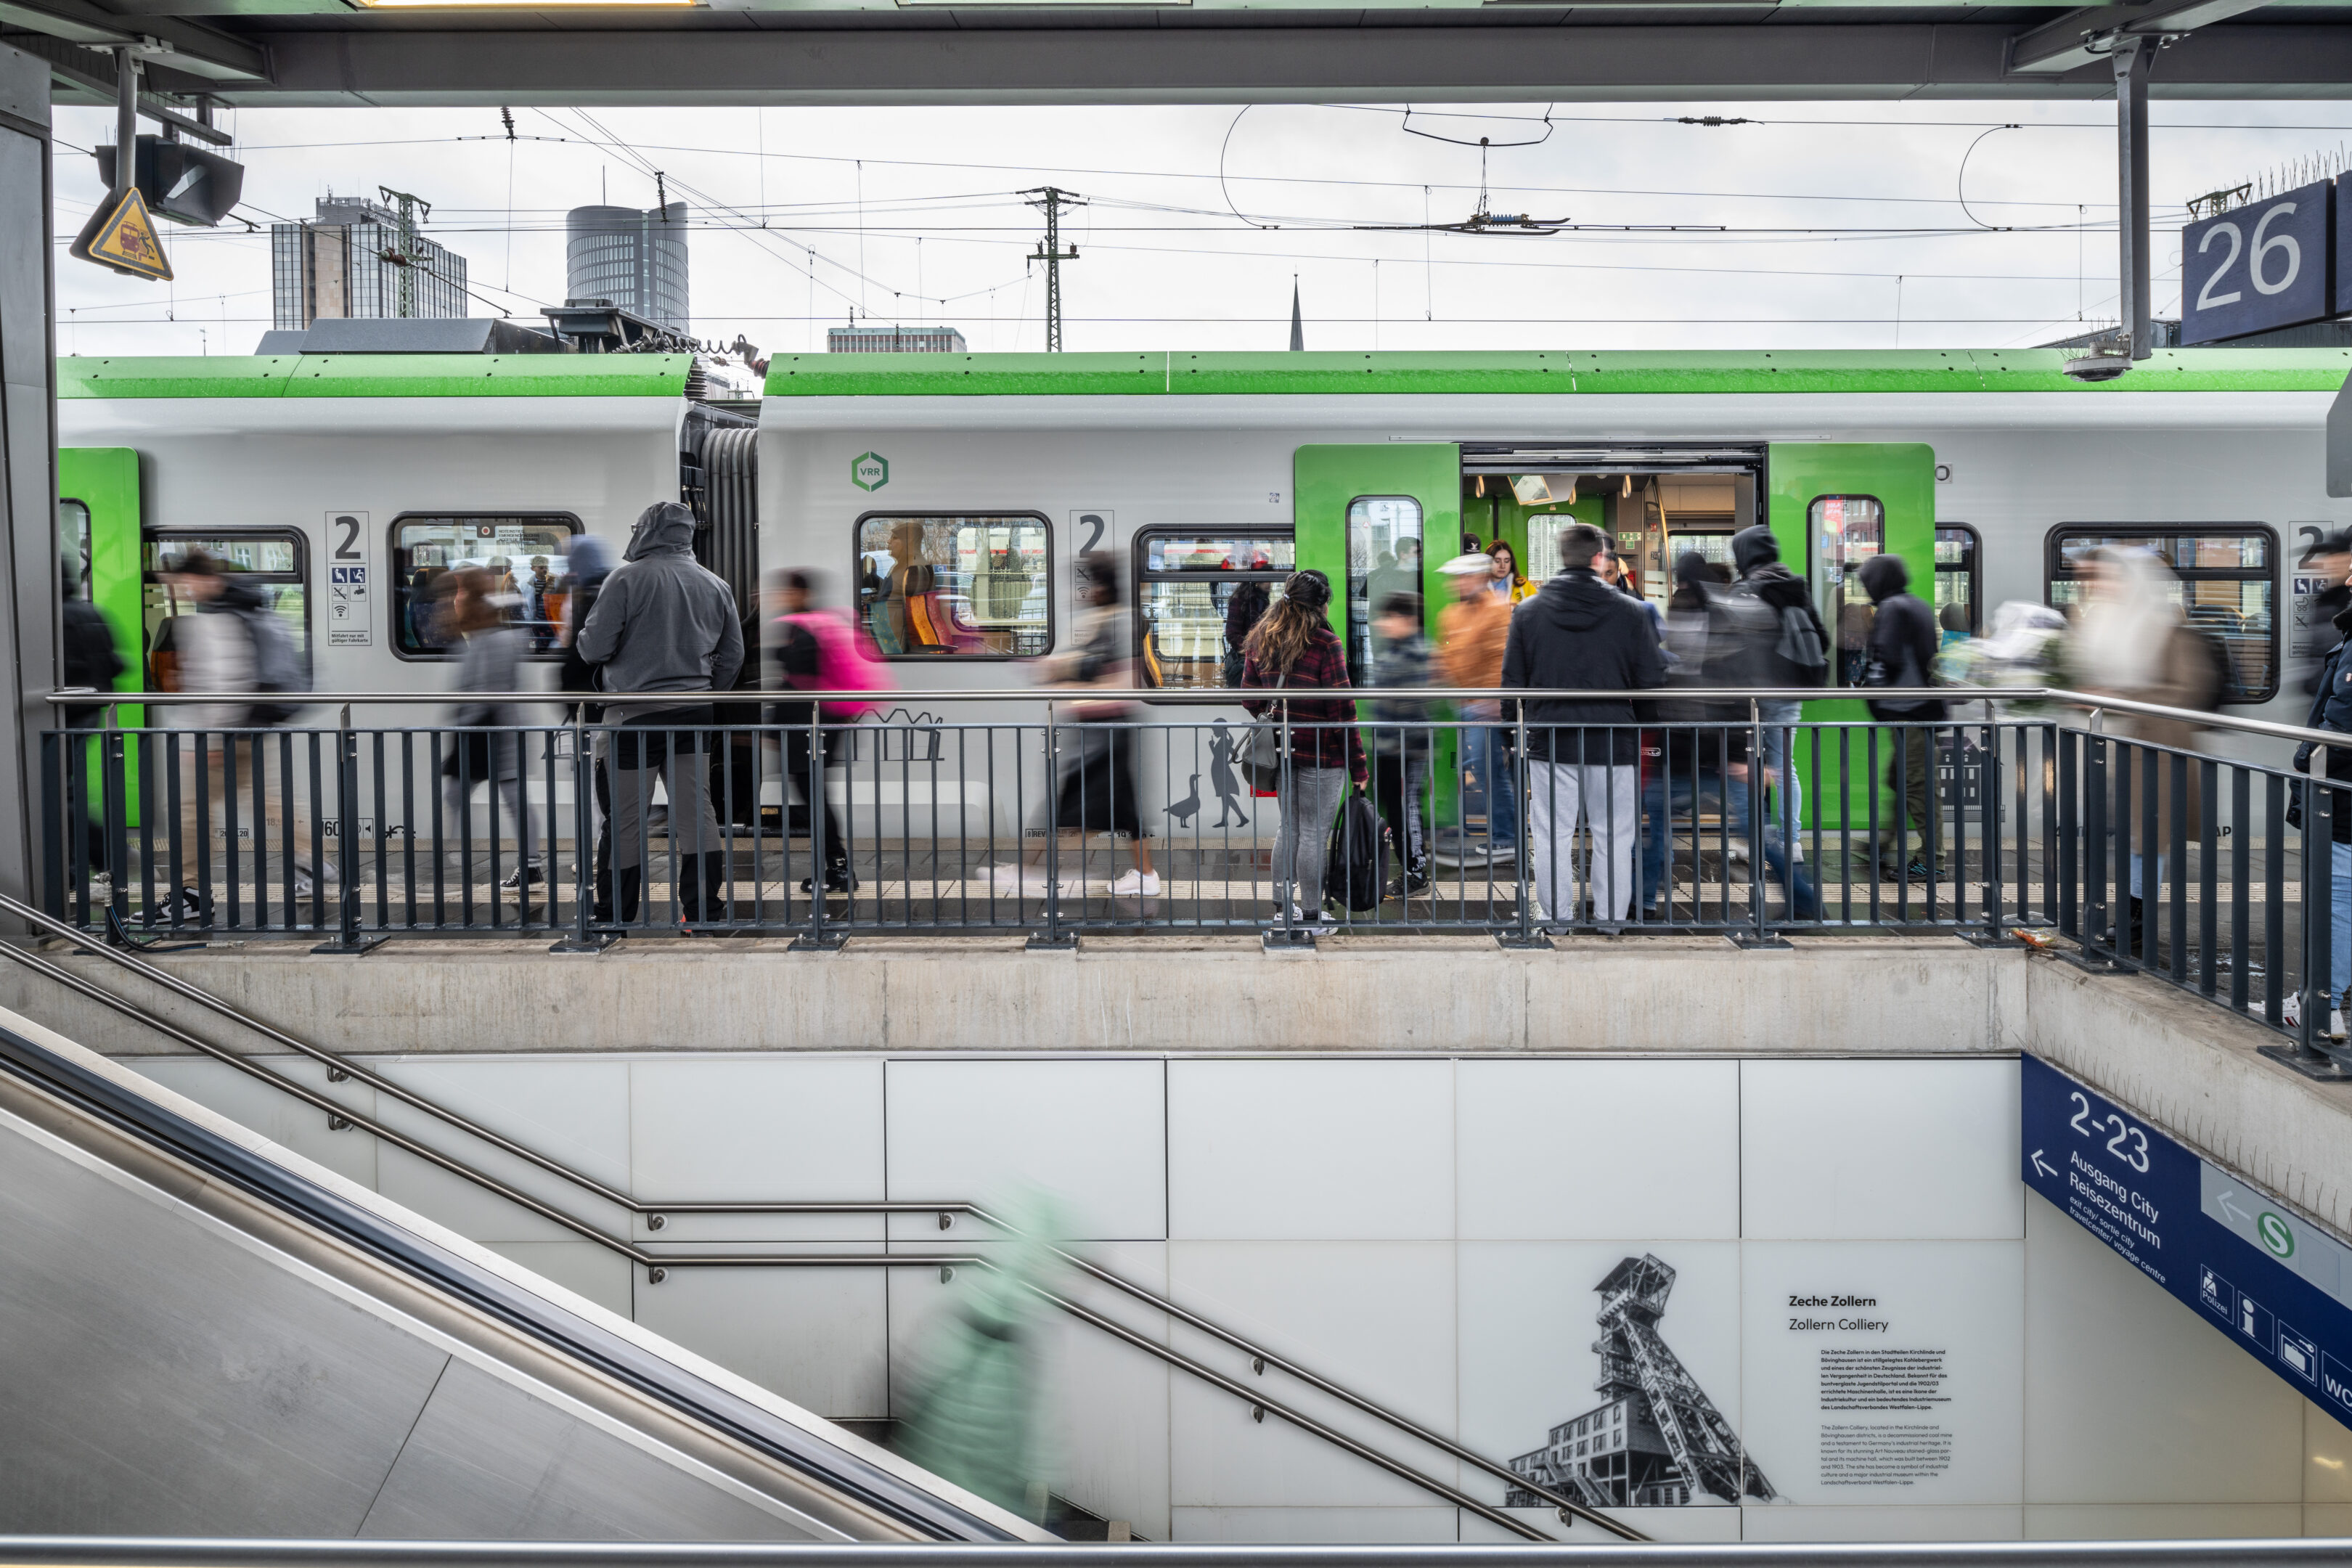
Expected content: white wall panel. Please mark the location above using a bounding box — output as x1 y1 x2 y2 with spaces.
2024 1191 2303 1504
1739 1505 2025 1541
1741 1061 2022 1241
1169 1506 1461 1543
886 1060 1165 1240
1741 1240 2025 1507
1457 1241 1742 1507
1456 1060 1738 1242
633 1255 891 1421
2023 1503 2303 1538
370 1057 632 1244
1169 1061 1453 1241
1168 1241 1455 1508
126 1055 378 1187
630 1058 884 1243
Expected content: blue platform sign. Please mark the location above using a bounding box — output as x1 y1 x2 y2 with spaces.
2179 179 2335 346
2022 1053 2352 1416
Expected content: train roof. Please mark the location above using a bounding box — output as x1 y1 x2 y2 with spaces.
760 348 2352 399
57 354 698 401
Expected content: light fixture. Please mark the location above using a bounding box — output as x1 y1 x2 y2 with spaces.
1510 473 1551 506
1474 475 1486 499
1621 474 1633 499
1564 475 1578 505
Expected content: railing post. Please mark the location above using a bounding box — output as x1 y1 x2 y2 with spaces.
2298 775 2329 1061
2084 726 2110 958
1735 696 1787 950
791 709 842 952
1030 700 1075 950
550 708 606 954
311 705 383 955
1499 700 1543 948
102 706 129 927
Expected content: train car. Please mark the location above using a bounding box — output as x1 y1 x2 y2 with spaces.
56 350 754 711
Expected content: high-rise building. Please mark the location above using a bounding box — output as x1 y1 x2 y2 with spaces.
566 203 690 335
270 195 469 331
826 324 969 354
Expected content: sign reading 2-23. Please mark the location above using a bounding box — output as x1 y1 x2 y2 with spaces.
2067 1087 2152 1174
2181 178 2334 346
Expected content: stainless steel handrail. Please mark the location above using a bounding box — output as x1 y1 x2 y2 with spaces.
5 1539 2350 1567
0 889 1636 1543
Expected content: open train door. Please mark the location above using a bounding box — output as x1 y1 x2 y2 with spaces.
1766 441 1937 835
1294 444 1464 822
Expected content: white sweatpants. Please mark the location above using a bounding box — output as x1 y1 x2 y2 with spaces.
1524 760 1640 924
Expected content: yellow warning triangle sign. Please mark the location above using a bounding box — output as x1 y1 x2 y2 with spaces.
70 187 173 282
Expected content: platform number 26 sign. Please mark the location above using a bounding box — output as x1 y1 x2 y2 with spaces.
2181 178 2336 346
326 510 374 648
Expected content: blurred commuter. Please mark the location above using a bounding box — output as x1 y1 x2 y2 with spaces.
61 562 126 894
1222 566 1272 689
1730 523 1829 847
1487 539 1537 604
1241 569 1365 927
576 502 743 926
164 550 326 912
1368 591 1434 896
1858 552 1946 881
996 553 1157 898
1939 600 1971 656
2069 547 2218 951
2306 530 2352 697
2295 600 2352 1037
558 535 618 920
1505 524 1662 928
1438 551 1518 856
440 567 542 892
770 569 892 894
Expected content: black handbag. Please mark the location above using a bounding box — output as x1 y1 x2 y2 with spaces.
1325 785 1388 913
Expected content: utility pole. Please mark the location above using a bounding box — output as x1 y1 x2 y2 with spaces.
2112 37 2154 362
376 186 432 319
1021 187 1083 352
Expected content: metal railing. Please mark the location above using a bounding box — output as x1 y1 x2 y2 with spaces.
35 684 2352 1072
0 890 1637 1543
6 1539 2351 1566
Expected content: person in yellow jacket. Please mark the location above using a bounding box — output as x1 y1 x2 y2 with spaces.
1486 539 1539 604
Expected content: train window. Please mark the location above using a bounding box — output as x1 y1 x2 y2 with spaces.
1347 496 1424 686
1810 495 1885 687
1936 524 1982 639
60 500 91 597
142 528 311 693
1132 530 1297 690
855 513 1051 659
389 515 581 661
2046 526 2278 704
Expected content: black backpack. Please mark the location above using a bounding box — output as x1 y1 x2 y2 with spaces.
1325 787 1388 913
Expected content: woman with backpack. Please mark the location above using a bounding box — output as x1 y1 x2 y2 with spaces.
1240 569 1366 928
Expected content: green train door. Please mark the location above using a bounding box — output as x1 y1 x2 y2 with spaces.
1292 444 1463 818
57 448 145 822
1766 441 1937 834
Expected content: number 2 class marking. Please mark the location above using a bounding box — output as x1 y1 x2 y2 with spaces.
334 515 362 560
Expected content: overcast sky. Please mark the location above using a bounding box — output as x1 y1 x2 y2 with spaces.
46 97 2352 360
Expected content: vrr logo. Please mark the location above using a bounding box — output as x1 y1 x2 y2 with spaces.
851 452 890 491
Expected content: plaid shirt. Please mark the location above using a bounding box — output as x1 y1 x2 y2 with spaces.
1241 626 1365 781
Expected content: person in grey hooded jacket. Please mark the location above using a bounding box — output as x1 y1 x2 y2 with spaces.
576 502 744 924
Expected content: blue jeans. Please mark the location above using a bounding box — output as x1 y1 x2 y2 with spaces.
1469 727 1520 847
1757 699 1803 842
1641 764 1818 919
2333 840 2352 1003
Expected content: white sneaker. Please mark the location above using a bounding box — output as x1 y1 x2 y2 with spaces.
1110 870 1161 897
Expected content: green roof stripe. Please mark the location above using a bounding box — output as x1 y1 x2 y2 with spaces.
765 347 2352 398
60 354 694 400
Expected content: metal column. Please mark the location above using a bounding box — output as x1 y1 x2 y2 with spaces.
2113 36 2155 361
0 44 58 912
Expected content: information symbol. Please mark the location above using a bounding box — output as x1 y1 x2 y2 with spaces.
2258 1212 2296 1259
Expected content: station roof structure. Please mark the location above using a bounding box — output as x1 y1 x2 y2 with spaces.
4 0 2351 112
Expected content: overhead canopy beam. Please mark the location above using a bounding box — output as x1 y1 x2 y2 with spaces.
7 30 231 139
2009 0 2279 74
0 0 263 82
204 20 2352 106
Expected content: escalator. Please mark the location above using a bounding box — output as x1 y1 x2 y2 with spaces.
0 1008 1050 1543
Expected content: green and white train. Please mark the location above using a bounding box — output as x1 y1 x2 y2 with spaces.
54 344 2352 835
